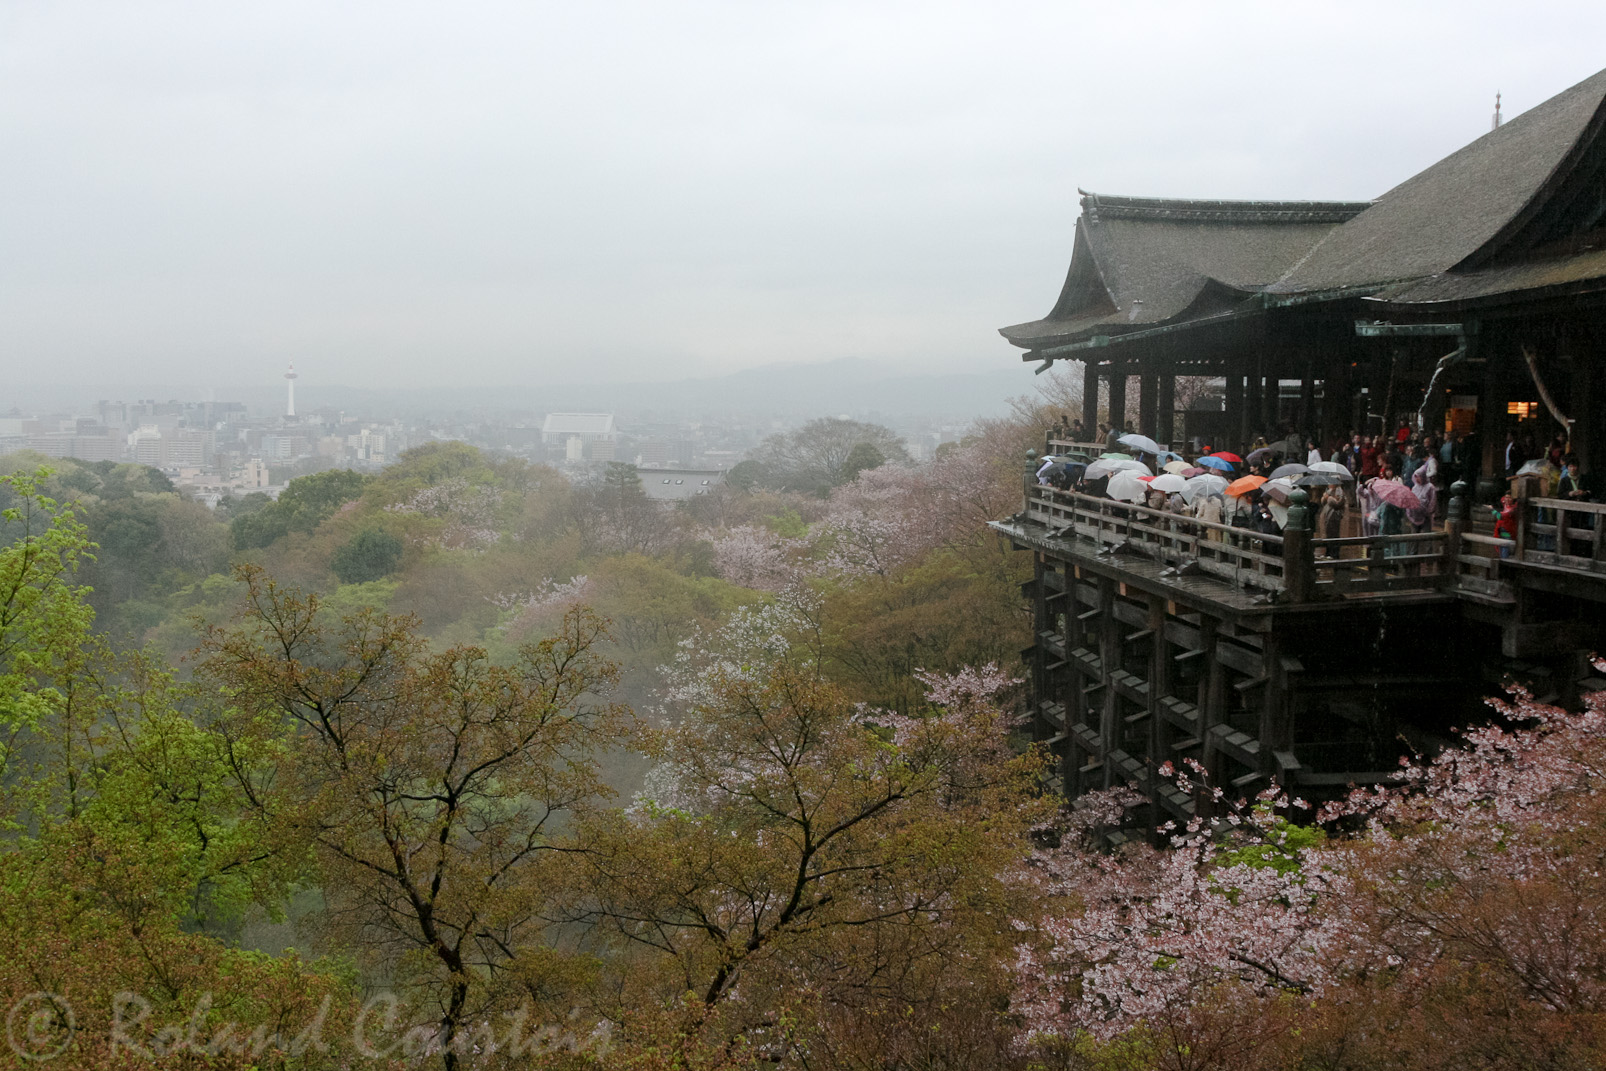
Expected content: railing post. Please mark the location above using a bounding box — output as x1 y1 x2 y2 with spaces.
1443 480 1467 577
1024 449 1038 519
1283 488 1314 603
1514 476 1530 561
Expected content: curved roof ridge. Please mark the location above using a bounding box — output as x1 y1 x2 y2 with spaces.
1271 66 1606 294
1081 190 1371 225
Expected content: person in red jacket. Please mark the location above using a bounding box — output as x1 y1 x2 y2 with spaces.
1359 435 1382 479
1492 493 1519 558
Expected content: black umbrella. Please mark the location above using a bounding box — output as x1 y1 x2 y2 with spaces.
1296 471 1347 488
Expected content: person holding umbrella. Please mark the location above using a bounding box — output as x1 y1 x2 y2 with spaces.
1410 468 1438 532
1317 483 1345 545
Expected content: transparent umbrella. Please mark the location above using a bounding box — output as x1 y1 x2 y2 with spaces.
1118 433 1163 456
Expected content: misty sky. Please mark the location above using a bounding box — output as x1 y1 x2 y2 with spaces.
5 1 1606 392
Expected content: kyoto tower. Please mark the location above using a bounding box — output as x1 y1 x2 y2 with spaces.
284 362 298 418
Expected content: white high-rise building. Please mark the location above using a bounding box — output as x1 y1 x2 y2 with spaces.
284 362 298 418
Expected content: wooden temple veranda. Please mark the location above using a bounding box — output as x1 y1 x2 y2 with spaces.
992 68 1606 824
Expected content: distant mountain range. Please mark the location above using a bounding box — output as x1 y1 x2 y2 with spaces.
8 358 1043 426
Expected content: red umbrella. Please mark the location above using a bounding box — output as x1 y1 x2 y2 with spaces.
1209 451 1243 463
1137 474 1157 482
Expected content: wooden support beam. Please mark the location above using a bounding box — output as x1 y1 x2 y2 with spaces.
1139 373 1158 437
1224 370 1244 450
1198 618 1225 815
1082 359 1099 433
1246 362 1264 443
1107 372 1127 434
1157 370 1176 447
1097 575 1120 790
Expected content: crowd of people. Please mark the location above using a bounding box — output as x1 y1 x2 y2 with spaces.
1041 415 1597 555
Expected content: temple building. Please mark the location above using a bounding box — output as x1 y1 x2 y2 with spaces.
993 68 1606 830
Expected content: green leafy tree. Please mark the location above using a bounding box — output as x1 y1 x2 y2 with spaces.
232 469 369 550
330 527 404 584
198 568 629 1071
750 417 909 494
0 469 94 756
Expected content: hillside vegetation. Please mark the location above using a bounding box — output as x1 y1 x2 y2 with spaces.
3 395 1604 1070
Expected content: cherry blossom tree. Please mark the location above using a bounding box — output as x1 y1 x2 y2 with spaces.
1015 665 1606 1067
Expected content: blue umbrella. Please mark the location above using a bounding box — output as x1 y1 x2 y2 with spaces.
1196 455 1236 473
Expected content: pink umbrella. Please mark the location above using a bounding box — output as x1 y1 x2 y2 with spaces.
1371 478 1427 520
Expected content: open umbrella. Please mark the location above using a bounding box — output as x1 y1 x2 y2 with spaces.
1261 477 1298 504
1308 461 1353 478
1246 447 1273 464
1106 471 1151 503
1268 501 1290 528
1182 473 1228 503
1162 460 1193 475
1515 459 1557 478
1183 466 1208 477
1225 475 1267 499
1209 451 1243 464
1197 455 1236 473
1371 478 1426 514
1156 450 1184 465
1085 457 1151 480
1150 473 1188 494
1270 462 1308 480
1118 433 1163 456
1101 451 1134 461
1296 471 1347 488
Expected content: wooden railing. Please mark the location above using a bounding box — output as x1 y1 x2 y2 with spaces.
1027 487 1289 595
1018 470 1606 604
1518 496 1606 572
1024 485 1456 600
1044 438 1109 458
1309 531 1452 593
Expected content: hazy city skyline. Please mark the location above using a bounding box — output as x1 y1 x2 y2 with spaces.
5 1 1605 391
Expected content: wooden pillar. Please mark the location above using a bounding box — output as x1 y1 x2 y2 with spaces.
1096 576 1120 790
1157 369 1176 447
1245 366 1264 442
1256 630 1286 779
1224 370 1244 451
1197 618 1225 813
1082 360 1099 435
1139 373 1158 437
1147 594 1171 775
1107 372 1127 435
1321 355 1349 446
1261 373 1279 435
1300 363 1316 435
1575 356 1597 473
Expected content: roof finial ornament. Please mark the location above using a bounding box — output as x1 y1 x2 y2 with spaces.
1491 91 1502 131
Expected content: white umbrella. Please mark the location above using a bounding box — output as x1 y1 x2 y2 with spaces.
1181 473 1228 503
1085 457 1152 480
1106 471 1151 503
1149 472 1188 494
1308 461 1354 479
1262 476 1299 504
1118 433 1164 456
1162 459 1192 474
1268 501 1290 528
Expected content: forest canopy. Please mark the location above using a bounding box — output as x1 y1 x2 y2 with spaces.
2 383 1604 1071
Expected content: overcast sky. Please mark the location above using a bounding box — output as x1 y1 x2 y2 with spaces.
4 1 1605 392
